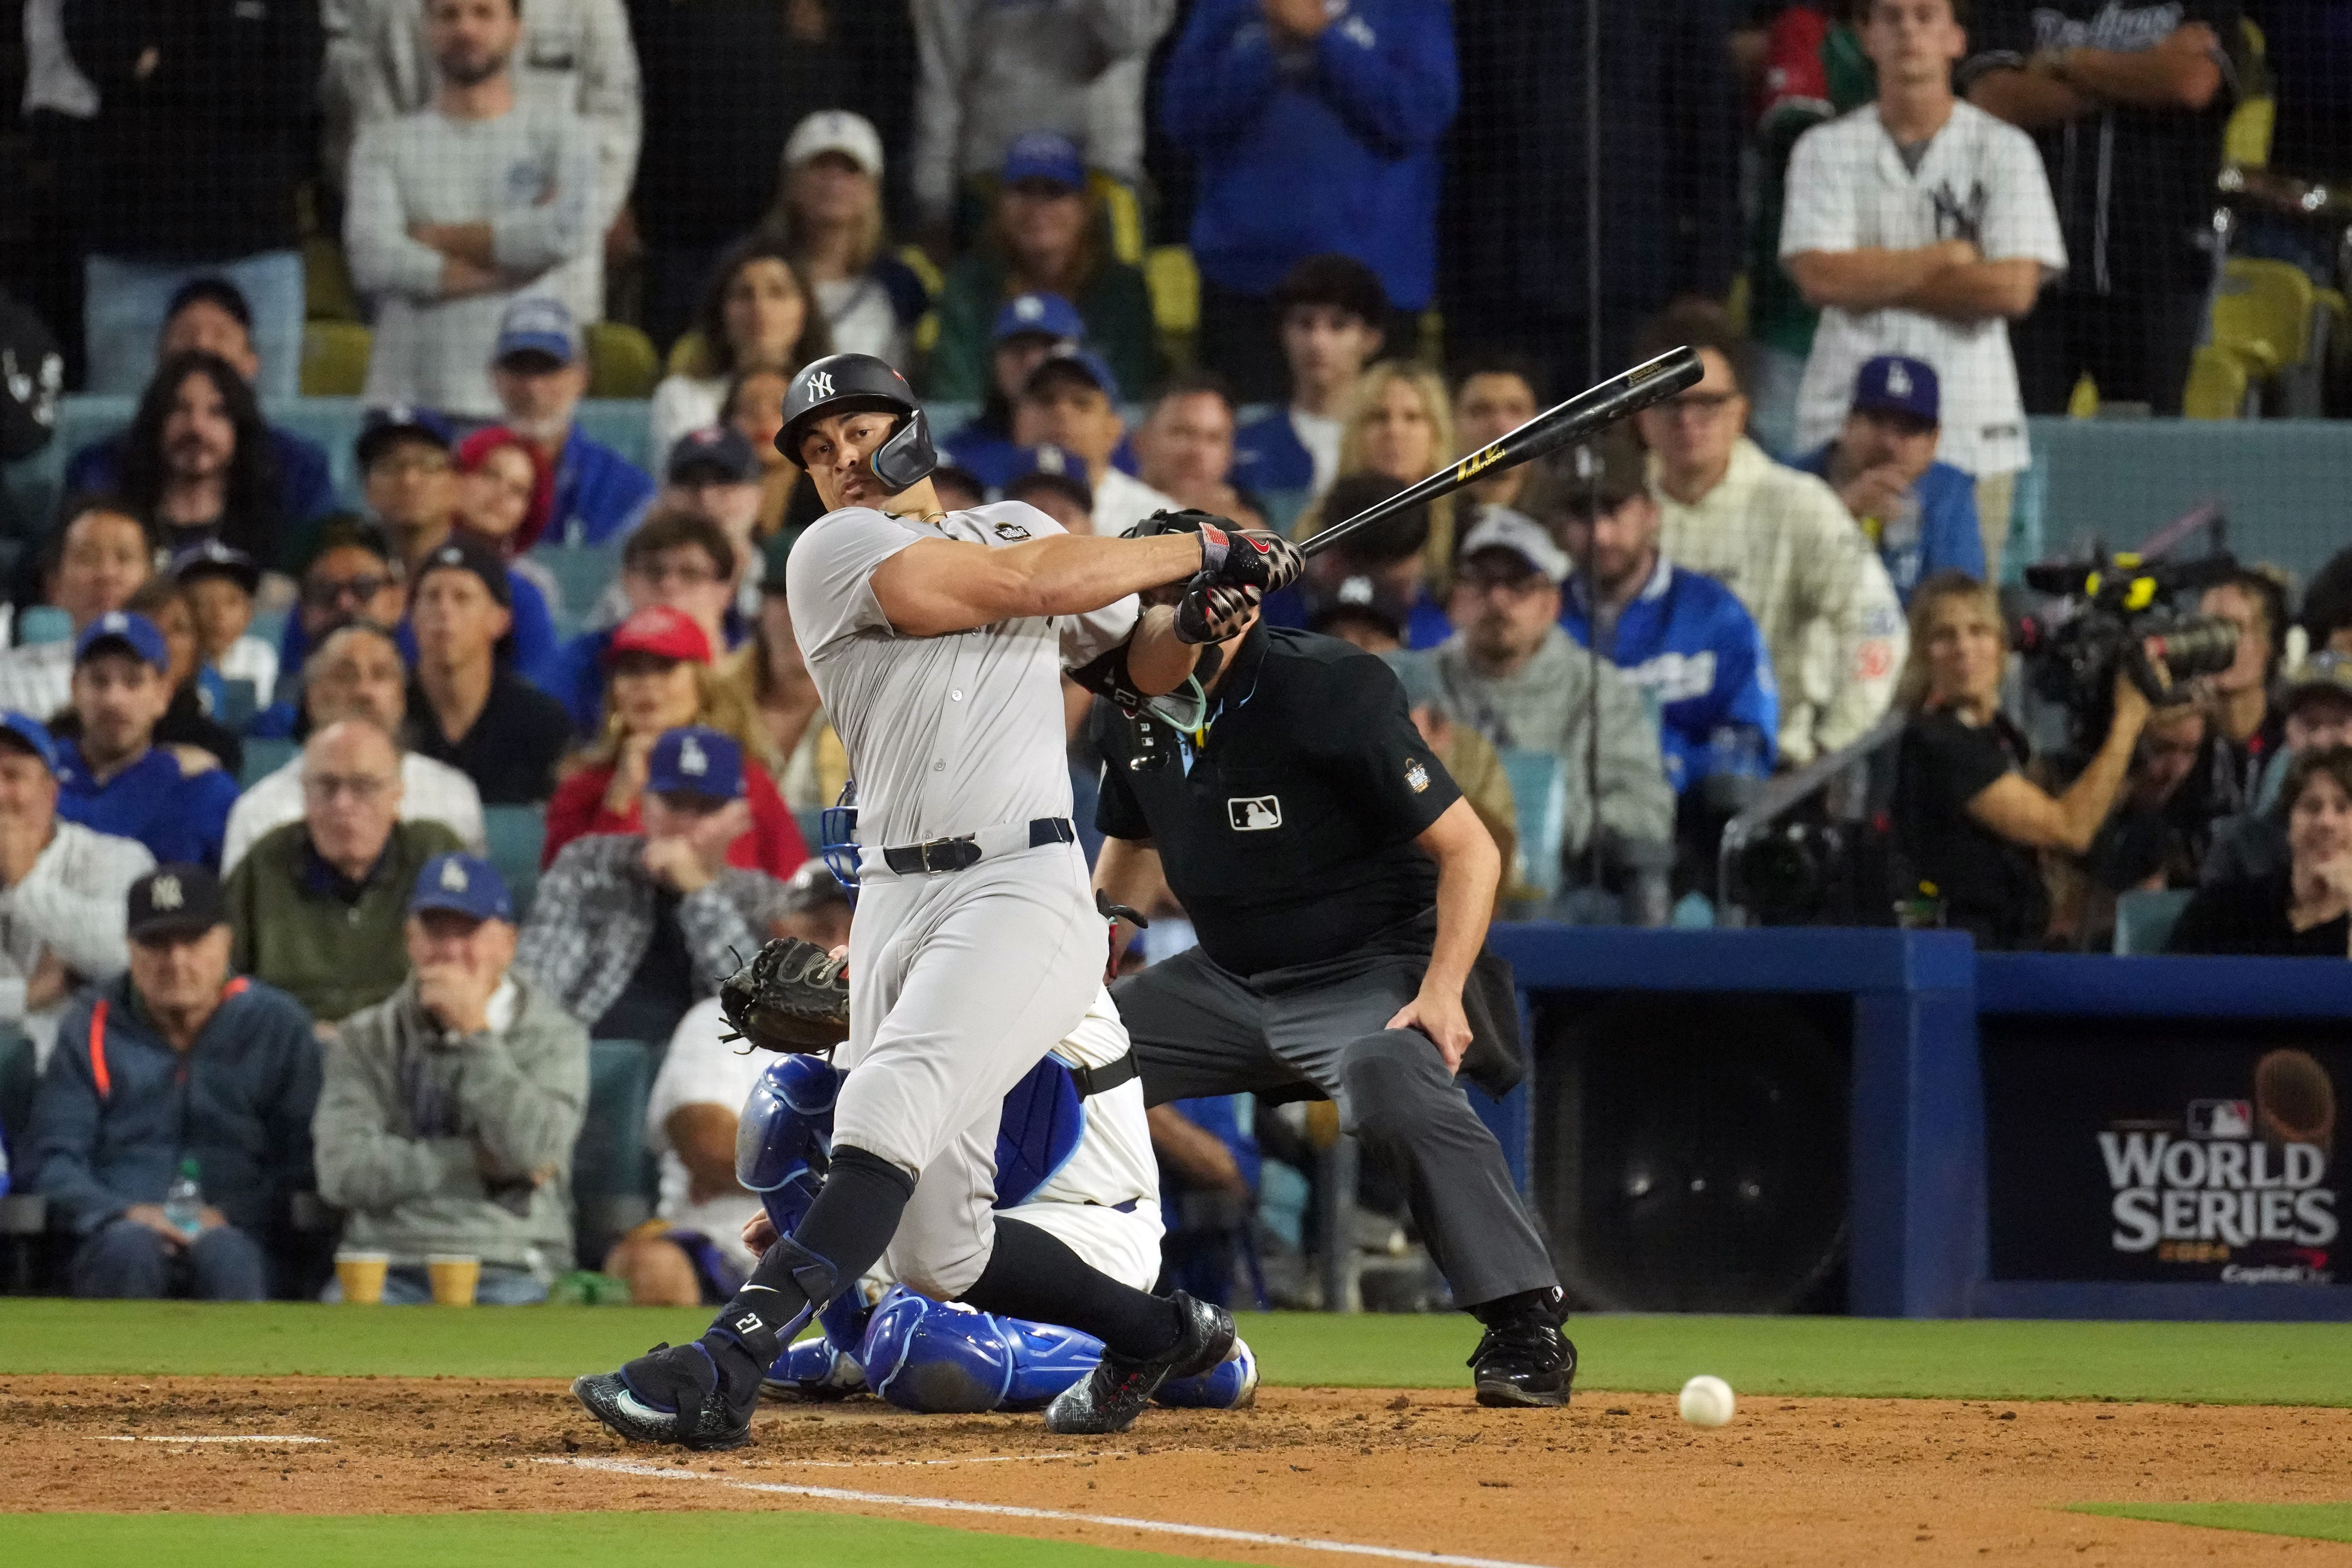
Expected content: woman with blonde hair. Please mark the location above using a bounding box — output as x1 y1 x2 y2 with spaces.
542 606 806 876
761 110 928 370
647 238 836 475
1891 570 2159 949
1297 360 1457 588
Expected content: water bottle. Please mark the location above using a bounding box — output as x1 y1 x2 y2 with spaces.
163 1158 203 1239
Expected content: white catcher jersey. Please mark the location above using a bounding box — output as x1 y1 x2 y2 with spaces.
786 500 1141 850
1781 100 2067 477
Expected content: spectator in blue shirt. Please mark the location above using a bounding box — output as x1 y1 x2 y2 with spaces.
1791 355 1984 605
1550 429 1778 798
1230 255 1389 503
941 290 1087 492
1162 0 1456 402
63 279 336 536
53 611 240 869
485 298 657 548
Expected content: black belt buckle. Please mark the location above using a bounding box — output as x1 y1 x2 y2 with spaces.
887 835 981 875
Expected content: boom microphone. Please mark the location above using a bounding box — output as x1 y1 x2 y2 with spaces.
1299 345 1704 561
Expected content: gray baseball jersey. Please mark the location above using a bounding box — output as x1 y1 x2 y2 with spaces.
786 500 1139 849
783 498 1147 1297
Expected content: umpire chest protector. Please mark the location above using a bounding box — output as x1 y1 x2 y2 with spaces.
1088 625 1462 976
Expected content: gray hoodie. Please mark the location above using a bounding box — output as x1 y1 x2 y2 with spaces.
313 973 588 1271
1431 628 1676 860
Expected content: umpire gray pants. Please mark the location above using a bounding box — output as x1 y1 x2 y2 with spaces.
1113 943 1557 1310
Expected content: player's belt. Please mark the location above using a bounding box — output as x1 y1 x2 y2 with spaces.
1065 1051 1138 1098
875 816 1076 876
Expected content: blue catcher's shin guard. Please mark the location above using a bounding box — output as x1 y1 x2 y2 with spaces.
855 1287 1106 1414
1154 1334 1260 1409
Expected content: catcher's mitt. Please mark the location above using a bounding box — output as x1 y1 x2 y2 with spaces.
719 937 851 1052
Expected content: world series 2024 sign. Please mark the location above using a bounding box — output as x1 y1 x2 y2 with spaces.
1983 1020 2342 1285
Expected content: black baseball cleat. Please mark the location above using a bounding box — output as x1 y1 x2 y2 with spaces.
1468 1288 1577 1408
572 1340 760 1450
1044 1292 1236 1435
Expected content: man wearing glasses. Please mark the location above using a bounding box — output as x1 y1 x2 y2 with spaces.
1633 303 1906 770
224 717 466 1027
222 622 486 872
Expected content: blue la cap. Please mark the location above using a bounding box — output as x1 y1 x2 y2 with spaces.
0 711 58 773
1001 130 1086 191
1852 354 1940 426
493 296 579 367
356 404 456 467
1024 345 1120 404
991 291 1085 345
73 610 169 673
648 724 745 800
409 852 516 923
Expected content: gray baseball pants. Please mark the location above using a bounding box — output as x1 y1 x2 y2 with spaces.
1112 940 1558 1309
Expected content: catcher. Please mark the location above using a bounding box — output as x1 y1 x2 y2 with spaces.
688 938 1254 1413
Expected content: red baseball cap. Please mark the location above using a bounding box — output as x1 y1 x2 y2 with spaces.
607 605 713 666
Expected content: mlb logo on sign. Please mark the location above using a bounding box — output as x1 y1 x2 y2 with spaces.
2188 1099 2253 1139
1227 796 1282 831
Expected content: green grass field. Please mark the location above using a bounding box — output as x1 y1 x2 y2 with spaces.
0 1512 1226 1568
4 1300 2349 1405
2073 1503 2352 1545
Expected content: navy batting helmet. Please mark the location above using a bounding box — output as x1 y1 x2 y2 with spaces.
778 353 938 493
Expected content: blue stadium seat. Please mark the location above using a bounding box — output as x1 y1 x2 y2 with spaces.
482 804 545 919
2113 888 2196 955
240 736 298 788
1497 747 1567 897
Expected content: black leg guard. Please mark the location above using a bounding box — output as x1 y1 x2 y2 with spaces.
960 1216 1185 1360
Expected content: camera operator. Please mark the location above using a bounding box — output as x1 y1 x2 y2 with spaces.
2168 745 2352 958
1892 571 2161 950
2197 569 2290 803
2047 700 2218 951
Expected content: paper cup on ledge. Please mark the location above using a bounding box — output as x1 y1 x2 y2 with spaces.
334 1250 389 1304
426 1254 482 1306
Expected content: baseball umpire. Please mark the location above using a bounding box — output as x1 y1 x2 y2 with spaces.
573 353 1300 1448
1092 514 1574 1406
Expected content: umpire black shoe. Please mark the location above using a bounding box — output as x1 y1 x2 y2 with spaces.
572 1340 759 1450
1468 1288 1576 1408
1044 1293 1236 1435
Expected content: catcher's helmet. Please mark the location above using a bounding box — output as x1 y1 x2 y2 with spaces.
779 352 938 493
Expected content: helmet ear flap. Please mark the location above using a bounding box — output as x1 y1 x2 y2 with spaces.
870 407 938 494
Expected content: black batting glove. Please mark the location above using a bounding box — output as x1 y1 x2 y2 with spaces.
1195 521 1304 594
1173 574 1260 644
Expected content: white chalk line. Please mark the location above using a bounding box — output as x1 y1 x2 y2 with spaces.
537 1455 1555 1568
92 1434 332 1444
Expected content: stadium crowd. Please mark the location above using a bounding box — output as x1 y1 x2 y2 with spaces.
3 0 2351 1304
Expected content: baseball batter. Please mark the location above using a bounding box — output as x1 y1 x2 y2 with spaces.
574 353 1300 1448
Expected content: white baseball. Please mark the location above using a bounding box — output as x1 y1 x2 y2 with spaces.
1678 1374 1736 1428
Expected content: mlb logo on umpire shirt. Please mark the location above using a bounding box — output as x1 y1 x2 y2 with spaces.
1228 796 1282 831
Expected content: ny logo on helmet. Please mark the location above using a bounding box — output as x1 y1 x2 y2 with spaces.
150 874 184 911
808 371 835 399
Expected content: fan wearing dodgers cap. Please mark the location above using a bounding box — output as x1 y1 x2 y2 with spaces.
570 353 1293 1448
941 290 1090 490
485 297 657 548
1791 354 1985 606
928 131 1159 407
53 612 242 870
1016 348 1182 536
314 852 589 1305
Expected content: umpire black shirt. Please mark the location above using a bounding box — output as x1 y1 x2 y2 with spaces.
1090 625 1461 975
